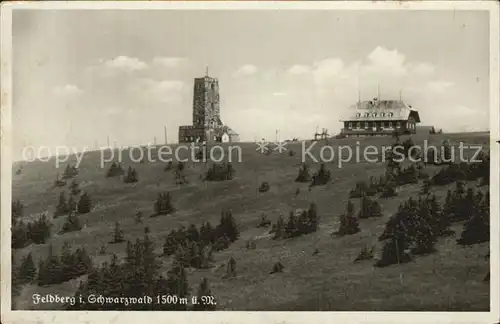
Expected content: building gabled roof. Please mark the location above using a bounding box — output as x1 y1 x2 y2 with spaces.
341 99 420 122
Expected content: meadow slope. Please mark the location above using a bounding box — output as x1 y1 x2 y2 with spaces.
12 132 491 311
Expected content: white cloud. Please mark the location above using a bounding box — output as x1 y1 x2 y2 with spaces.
52 84 83 97
312 58 344 85
287 65 311 75
103 56 148 73
152 57 188 68
365 46 407 77
131 78 185 103
233 64 258 77
426 80 454 93
410 62 436 76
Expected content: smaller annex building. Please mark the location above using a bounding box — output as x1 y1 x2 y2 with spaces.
340 98 421 137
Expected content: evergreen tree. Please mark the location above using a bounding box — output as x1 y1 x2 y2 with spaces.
68 194 77 213
111 222 124 244
307 203 319 233
123 166 139 183
457 190 489 245
12 199 24 225
375 236 411 267
204 162 235 181
19 252 37 284
310 163 332 186
412 202 437 255
358 196 382 219
27 214 52 245
153 192 175 216
258 181 270 193
428 194 452 236
187 224 200 242
106 162 125 178
216 210 239 242
54 192 69 217
295 163 311 183
12 221 29 249
193 278 216 310
349 181 368 198
163 230 178 256
273 215 286 239
226 257 237 277
164 260 189 310
285 211 299 238
337 200 360 236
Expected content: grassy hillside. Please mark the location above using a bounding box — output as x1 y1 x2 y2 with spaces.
11 132 490 311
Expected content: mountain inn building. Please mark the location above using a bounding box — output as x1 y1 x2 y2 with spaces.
340 98 421 137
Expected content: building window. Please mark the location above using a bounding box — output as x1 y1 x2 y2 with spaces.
356 113 361 118
356 122 360 129
388 112 393 117
348 122 353 129
388 122 393 128
365 113 370 117
372 113 377 117
364 122 369 128
396 122 401 128
381 113 385 117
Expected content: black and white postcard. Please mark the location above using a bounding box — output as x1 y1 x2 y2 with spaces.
1 1 499 323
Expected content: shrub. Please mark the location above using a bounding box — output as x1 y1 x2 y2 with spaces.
106 162 125 178
258 182 270 193
77 192 92 214
272 204 319 239
54 192 69 218
310 163 331 187
110 222 124 244
153 192 175 216
357 196 382 219
457 190 489 245
295 163 311 183
205 162 234 181
270 262 284 274
123 166 138 183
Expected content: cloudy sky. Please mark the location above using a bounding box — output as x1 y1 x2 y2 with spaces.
12 9 489 158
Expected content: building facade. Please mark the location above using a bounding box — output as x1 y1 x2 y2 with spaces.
178 74 240 143
340 98 421 137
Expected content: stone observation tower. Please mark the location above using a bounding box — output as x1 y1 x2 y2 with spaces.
178 69 239 144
